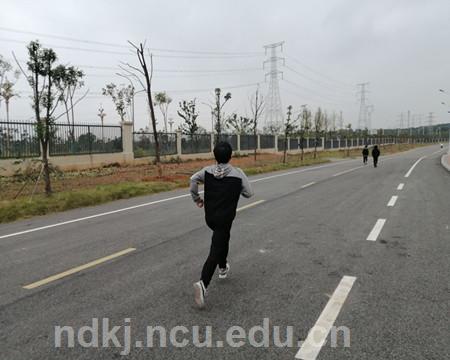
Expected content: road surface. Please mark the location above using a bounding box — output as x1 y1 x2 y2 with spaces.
0 145 448 359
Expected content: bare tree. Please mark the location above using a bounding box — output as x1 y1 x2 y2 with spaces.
0 78 20 122
154 91 172 133
249 86 264 161
120 41 161 172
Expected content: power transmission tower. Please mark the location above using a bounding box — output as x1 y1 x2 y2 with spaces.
357 82 370 130
263 42 285 128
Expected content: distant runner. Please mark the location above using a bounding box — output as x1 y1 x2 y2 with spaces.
362 145 369 165
372 145 380 168
190 141 253 308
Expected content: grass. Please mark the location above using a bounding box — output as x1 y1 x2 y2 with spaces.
0 143 426 224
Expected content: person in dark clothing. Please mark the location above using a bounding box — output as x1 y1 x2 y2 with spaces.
362 145 369 165
372 145 380 167
190 141 253 308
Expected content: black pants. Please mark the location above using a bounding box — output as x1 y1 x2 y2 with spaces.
373 156 379 167
363 155 368 164
201 219 232 288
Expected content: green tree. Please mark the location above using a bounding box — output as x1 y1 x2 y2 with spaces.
177 99 199 137
226 114 252 135
53 65 85 142
15 40 60 195
298 105 311 161
282 105 298 163
102 83 134 122
313 107 324 159
213 88 231 139
154 91 172 133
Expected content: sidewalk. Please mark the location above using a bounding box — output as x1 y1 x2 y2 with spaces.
441 154 450 171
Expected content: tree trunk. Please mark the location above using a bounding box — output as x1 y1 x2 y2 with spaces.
42 141 52 195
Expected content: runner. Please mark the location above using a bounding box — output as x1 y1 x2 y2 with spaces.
190 141 253 308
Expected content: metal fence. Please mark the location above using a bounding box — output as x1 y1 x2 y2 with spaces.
0 121 41 158
50 124 122 156
260 135 275 149
181 134 211 154
133 132 177 158
240 134 257 150
215 134 238 150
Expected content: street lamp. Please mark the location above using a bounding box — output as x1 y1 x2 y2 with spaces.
438 89 450 154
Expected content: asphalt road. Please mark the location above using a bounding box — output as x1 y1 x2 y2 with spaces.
0 145 448 359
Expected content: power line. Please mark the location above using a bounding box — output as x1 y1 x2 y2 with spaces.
285 54 354 88
0 27 263 56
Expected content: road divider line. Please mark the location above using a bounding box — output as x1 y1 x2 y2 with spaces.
397 183 404 190
387 195 398 207
236 200 265 212
295 275 357 360
404 156 426 178
22 247 136 289
301 182 316 188
366 219 386 241
332 166 364 177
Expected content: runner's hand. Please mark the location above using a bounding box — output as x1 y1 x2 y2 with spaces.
196 199 204 208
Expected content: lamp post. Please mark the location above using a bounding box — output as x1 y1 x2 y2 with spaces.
438 89 450 154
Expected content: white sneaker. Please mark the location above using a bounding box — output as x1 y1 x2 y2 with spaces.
193 281 206 308
218 263 230 279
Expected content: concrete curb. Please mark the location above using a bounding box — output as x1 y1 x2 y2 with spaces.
440 154 450 172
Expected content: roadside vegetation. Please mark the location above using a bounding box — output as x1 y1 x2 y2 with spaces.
0 143 424 223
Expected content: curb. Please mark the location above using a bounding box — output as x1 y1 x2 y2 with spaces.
441 154 450 172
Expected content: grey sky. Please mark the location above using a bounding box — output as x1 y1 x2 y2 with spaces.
1 0 449 131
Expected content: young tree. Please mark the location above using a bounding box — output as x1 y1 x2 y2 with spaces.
298 105 311 161
177 99 199 137
14 41 61 195
282 105 298 163
53 65 86 142
213 88 231 140
0 55 13 106
0 79 19 122
154 91 172 133
313 107 324 159
226 114 252 135
102 83 134 122
249 86 264 161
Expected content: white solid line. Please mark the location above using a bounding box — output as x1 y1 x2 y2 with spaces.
0 193 192 240
404 156 426 178
236 200 265 212
301 182 316 188
295 275 357 360
23 247 136 289
366 219 386 241
332 166 364 177
387 195 398 207
397 183 404 190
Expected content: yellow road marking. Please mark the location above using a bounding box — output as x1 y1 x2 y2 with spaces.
236 200 265 212
23 247 136 289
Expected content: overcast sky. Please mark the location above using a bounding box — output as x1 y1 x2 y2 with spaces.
1 0 449 131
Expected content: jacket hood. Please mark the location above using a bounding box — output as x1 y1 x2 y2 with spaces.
213 163 233 179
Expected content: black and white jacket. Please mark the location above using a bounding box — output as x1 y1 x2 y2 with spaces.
190 163 253 223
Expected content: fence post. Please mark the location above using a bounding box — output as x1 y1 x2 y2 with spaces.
321 137 325 150
88 125 92 154
287 137 291 152
274 135 278 152
237 134 241 152
210 133 214 153
176 130 182 156
257 134 261 150
121 121 134 156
